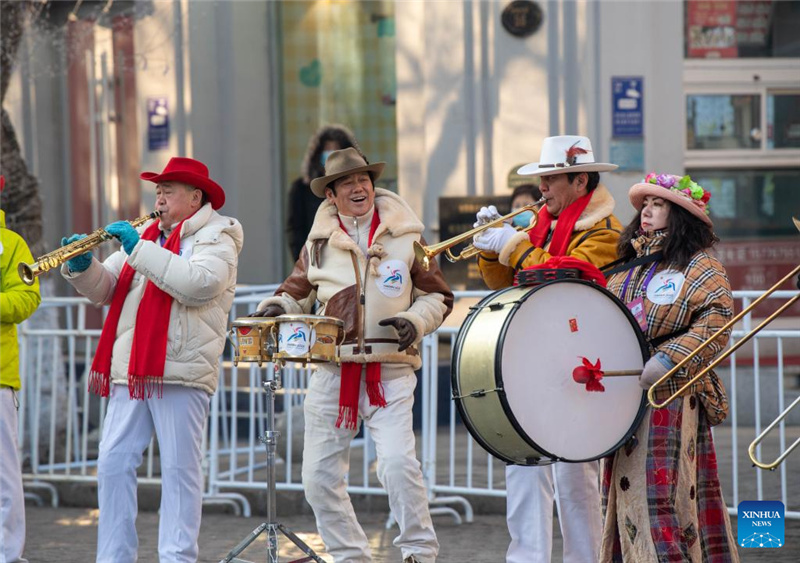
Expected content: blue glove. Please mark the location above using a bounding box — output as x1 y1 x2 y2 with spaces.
61 234 92 273
105 221 140 255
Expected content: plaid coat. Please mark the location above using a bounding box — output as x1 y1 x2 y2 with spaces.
606 232 733 425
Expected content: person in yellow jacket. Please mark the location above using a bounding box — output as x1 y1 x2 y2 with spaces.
0 175 41 563
472 136 622 563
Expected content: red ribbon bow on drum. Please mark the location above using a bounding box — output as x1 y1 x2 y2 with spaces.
572 357 606 392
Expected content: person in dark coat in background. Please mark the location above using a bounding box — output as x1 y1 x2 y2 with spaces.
286 124 360 259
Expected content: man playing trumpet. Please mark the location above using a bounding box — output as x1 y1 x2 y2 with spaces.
473 135 622 563
60 158 243 562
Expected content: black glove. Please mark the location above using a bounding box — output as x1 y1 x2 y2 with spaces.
378 317 417 352
249 304 286 318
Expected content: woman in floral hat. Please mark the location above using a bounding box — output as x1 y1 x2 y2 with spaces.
600 174 740 562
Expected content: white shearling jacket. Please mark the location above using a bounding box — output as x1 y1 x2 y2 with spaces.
62 203 243 395
258 188 453 369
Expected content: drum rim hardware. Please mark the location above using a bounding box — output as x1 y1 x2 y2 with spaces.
452 387 503 400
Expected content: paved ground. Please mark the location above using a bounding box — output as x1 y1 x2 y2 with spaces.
21 424 800 561
24 503 800 562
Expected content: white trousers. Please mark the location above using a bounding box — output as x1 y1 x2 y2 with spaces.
302 367 438 563
0 389 27 563
96 384 209 563
506 462 602 563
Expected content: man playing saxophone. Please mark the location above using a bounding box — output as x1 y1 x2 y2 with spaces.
60 158 243 563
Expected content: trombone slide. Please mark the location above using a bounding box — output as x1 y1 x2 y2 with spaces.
748 394 800 471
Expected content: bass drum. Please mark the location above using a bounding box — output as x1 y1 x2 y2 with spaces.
452 279 649 465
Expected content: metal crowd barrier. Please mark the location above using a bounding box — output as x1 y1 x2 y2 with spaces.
17 288 800 521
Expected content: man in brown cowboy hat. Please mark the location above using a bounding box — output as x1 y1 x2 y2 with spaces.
60 157 243 562
473 135 622 563
253 147 453 563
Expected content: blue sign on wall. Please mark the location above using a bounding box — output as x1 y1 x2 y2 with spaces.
612 77 643 138
147 97 170 151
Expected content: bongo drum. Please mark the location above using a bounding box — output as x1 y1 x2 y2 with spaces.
273 315 345 366
452 279 649 465
229 317 277 366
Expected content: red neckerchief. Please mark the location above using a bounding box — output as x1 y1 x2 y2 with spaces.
335 209 387 429
89 217 189 399
528 191 593 256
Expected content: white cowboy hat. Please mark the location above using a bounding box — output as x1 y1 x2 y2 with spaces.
517 135 618 177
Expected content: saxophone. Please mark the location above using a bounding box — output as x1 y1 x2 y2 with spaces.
18 211 161 286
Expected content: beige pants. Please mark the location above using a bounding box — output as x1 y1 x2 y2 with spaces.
302 365 438 563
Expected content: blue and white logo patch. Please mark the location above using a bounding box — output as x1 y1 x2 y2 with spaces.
738 500 784 548
646 270 684 305
375 259 408 298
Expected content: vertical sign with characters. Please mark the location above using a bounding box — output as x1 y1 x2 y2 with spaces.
147 97 170 151
612 77 644 138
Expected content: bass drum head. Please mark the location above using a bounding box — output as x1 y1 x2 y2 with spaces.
498 280 648 462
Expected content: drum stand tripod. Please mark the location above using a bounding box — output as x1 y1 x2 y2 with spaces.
219 362 325 563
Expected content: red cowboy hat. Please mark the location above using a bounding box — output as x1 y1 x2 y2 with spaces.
140 157 225 209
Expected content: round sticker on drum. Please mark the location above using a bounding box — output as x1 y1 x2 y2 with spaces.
374 259 409 298
278 322 317 356
647 270 685 305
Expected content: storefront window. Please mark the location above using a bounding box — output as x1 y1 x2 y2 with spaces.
688 168 800 238
279 1 397 187
686 95 761 149
685 0 800 59
768 93 800 148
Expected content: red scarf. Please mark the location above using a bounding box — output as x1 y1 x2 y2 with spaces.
528 191 593 256
335 210 387 430
88 218 188 399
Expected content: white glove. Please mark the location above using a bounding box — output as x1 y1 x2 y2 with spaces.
473 205 502 228
472 223 517 254
639 352 675 390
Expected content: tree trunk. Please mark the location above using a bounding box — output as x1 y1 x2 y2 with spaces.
1 1 44 256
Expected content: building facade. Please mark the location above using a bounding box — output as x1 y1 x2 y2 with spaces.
5 0 799 294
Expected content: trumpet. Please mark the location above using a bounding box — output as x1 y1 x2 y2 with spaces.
414 198 545 271
18 211 161 285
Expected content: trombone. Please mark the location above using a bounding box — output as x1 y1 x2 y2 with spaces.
414 198 545 271
748 394 800 471
646 262 800 410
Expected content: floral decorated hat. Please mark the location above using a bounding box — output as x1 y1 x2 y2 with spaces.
629 173 712 226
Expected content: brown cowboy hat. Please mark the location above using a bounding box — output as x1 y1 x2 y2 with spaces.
309 148 385 198
140 157 225 209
